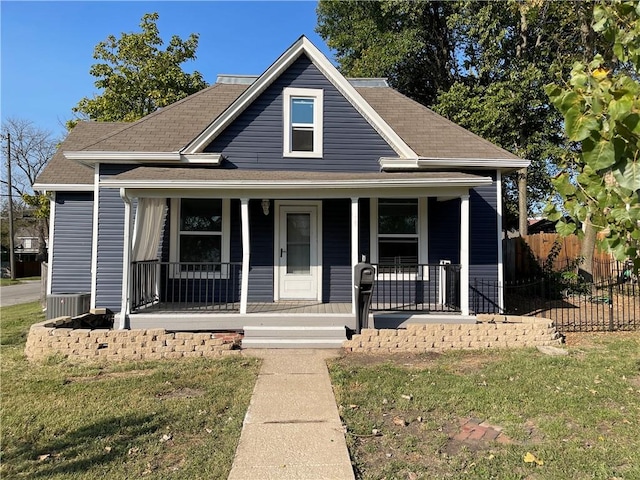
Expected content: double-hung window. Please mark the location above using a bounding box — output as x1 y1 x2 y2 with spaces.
170 198 230 277
371 198 428 278
283 87 323 158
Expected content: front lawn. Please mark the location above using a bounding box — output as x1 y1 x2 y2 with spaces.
0 302 260 479
330 332 640 479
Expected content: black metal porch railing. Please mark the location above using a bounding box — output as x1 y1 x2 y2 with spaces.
130 260 242 313
371 263 462 312
472 277 639 332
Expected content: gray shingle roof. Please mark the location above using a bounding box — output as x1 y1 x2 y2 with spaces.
355 87 519 160
34 122 123 187
36 77 520 187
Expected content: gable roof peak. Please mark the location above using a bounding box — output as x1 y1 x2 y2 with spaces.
182 35 417 158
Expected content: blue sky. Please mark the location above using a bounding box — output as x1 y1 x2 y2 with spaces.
1 1 332 139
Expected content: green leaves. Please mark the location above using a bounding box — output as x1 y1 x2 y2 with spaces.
565 108 601 141
545 1 640 262
613 157 640 191
581 136 616 170
71 12 207 124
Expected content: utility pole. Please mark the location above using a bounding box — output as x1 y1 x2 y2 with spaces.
6 132 16 280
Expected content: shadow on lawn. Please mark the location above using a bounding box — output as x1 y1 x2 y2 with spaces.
6 412 162 478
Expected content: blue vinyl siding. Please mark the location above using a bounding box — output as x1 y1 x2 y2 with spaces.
206 55 397 172
95 165 137 312
246 199 275 302
95 186 125 311
322 199 351 302
468 177 500 313
51 192 93 294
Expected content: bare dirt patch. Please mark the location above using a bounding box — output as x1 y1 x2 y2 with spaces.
337 351 441 368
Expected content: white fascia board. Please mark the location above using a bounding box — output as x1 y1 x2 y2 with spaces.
379 156 531 170
100 177 492 191
32 183 94 192
182 36 417 159
63 151 222 166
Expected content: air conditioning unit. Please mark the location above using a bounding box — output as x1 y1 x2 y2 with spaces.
46 293 91 319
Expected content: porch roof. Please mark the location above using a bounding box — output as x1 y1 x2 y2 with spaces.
100 166 492 192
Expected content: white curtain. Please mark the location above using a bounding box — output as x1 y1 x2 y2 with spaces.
132 198 166 262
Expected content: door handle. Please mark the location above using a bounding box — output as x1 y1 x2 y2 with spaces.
280 248 286 258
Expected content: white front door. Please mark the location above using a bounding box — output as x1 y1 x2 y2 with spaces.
276 203 321 300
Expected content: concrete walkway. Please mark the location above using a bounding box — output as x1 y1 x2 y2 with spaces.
228 349 354 480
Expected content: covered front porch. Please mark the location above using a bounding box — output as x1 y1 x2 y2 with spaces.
108 169 494 330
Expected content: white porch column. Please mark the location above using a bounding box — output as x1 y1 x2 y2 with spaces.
351 197 359 315
240 198 250 315
460 194 470 316
118 189 133 329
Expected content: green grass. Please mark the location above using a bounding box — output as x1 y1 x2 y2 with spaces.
0 276 40 287
0 302 261 479
330 336 640 480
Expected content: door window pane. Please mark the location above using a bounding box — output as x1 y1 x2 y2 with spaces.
287 213 311 274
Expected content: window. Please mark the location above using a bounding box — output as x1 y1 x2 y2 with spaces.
170 198 230 277
283 87 323 158
371 198 428 277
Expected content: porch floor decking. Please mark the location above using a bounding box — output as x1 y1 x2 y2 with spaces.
134 301 353 315
133 301 459 315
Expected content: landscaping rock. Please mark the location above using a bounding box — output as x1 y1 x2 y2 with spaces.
536 345 569 356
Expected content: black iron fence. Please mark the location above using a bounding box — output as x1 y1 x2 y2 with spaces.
371 263 461 312
131 260 242 312
474 276 639 332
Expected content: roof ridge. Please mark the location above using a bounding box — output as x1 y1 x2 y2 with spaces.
77 83 225 152
383 88 519 159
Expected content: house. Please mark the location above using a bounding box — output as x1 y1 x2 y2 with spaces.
34 36 528 344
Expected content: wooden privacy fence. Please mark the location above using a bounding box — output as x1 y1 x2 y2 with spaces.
504 233 617 281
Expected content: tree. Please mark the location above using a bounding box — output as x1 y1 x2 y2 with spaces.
1 118 57 261
70 12 207 125
316 1 610 230
545 0 640 271
317 1 458 106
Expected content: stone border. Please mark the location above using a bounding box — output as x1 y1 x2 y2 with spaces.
343 315 562 353
25 317 241 362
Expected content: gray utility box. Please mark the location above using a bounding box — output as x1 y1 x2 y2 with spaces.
46 293 91 320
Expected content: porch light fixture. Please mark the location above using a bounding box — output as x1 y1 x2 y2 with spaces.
261 199 270 216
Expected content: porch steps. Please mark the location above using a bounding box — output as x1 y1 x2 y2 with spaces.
241 325 347 349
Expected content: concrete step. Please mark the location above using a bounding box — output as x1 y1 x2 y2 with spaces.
241 338 346 349
242 325 347 349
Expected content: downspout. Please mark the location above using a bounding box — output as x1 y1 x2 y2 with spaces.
118 188 133 330
46 192 56 296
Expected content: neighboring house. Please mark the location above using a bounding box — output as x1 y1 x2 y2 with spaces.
34 36 528 338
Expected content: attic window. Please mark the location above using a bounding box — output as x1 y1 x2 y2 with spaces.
283 87 323 158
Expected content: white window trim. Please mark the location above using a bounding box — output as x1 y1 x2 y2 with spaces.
283 87 323 158
370 197 428 280
169 198 231 279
